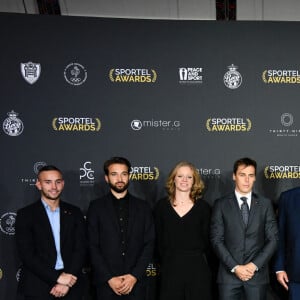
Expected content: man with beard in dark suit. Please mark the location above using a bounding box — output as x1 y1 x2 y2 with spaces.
87 157 155 300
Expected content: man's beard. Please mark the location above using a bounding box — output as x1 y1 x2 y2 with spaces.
109 181 129 194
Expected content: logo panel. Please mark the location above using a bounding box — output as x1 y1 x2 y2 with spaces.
64 63 87 86
262 69 300 84
52 117 101 132
0 212 17 235
109 68 157 83
20 62 41 84
224 64 242 89
3 110 24 136
206 117 251 132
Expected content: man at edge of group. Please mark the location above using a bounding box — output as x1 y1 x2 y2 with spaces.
274 186 300 300
16 165 87 300
210 157 278 300
87 156 155 300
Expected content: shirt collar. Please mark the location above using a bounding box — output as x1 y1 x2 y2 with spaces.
235 191 252 203
41 199 60 212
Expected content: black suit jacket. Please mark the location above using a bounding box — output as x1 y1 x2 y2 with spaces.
87 193 155 298
274 187 300 282
16 200 87 297
210 192 278 285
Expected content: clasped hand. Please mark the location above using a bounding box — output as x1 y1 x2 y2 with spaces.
50 272 77 297
108 274 137 295
235 262 257 281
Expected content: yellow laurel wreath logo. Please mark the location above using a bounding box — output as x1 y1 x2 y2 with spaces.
95 118 101 131
154 167 160 180
264 166 269 179
247 119 252 131
52 118 58 130
151 70 157 82
262 70 268 83
109 69 115 82
206 119 211 131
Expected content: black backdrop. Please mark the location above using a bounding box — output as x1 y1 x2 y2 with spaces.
1 12 299 299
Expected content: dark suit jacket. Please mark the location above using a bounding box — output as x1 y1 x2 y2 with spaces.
87 192 155 298
274 187 300 282
210 192 278 285
16 200 87 297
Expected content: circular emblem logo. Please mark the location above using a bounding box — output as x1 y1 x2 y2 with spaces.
131 120 143 131
0 212 17 235
64 63 87 86
281 113 293 127
33 162 47 174
3 110 24 136
224 64 242 89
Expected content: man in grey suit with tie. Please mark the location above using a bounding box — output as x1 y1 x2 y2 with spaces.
211 157 278 300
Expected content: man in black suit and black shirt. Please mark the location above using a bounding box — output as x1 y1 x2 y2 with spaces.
87 157 155 300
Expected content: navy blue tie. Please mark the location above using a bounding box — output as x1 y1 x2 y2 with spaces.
240 197 249 225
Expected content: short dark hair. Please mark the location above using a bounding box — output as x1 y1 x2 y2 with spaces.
233 157 257 175
103 157 131 175
37 165 63 178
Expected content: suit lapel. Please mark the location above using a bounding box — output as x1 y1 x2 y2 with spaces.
230 193 248 228
37 201 56 248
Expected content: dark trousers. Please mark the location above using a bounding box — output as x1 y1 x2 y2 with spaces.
289 282 300 300
218 283 267 300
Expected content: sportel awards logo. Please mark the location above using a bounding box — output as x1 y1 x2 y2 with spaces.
264 165 300 179
20 61 41 84
109 68 157 83
131 119 180 131
224 64 242 89
52 117 101 132
3 110 24 136
130 166 159 181
80 162 95 186
0 212 17 235
206 117 251 132
269 113 299 137
179 67 203 84
262 69 300 84
146 263 158 277
64 63 87 86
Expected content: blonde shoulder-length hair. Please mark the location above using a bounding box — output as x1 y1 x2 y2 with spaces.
166 161 205 205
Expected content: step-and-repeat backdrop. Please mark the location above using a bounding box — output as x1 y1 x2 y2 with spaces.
1 12 299 299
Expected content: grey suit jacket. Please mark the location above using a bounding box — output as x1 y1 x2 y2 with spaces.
210 192 278 285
